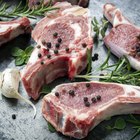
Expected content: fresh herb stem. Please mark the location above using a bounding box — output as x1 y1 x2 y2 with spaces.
92 16 109 42
76 49 140 86
0 0 58 20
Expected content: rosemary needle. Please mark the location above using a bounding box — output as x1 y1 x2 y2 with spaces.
0 0 59 19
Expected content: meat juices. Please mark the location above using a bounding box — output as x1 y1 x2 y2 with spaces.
103 3 140 70
21 2 93 100
0 17 31 46
42 81 140 139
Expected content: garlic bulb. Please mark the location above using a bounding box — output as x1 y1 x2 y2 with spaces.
0 68 36 118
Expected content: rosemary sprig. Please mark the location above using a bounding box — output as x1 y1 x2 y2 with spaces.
92 17 109 42
0 0 58 19
127 115 140 140
76 50 140 86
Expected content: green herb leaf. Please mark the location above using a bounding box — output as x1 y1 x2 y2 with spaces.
25 46 34 56
113 118 126 130
86 49 92 74
130 128 140 140
93 17 99 25
40 85 52 95
106 125 112 130
92 17 109 41
12 45 34 66
47 122 56 133
11 47 25 57
25 56 30 64
15 56 25 66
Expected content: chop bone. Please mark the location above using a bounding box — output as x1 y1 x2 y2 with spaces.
42 81 140 139
103 3 140 70
21 2 93 100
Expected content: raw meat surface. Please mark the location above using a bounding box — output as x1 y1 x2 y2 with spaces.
103 3 140 70
42 81 140 139
21 2 93 100
0 17 31 47
28 0 89 8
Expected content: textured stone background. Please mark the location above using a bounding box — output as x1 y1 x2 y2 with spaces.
0 0 140 140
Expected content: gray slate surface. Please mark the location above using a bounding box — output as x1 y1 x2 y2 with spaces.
0 0 140 140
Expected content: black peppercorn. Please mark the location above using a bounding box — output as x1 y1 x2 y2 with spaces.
55 92 59 97
91 97 97 103
83 97 88 102
53 32 58 37
38 53 42 58
41 61 44 65
137 52 140 56
55 43 60 48
47 54 51 59
54 50 58 54
92 53 99 61
96 95 101 101
46 42 51 48
42 40 46 45
46 48 49 52
137 34 140 40
65 48 69 52
86 83 90 88
37 45 41 49
36 1 40 5
12 114 16 120
85 101 90 107
57 38 62 43
82 43 87 48
69 90 75 96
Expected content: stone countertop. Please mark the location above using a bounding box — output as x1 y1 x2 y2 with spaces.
0 0 140 140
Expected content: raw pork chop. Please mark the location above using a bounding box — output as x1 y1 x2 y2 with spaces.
28 0 89 8
0 17 31 46
104 3 140 70
21 2 93 100
42 81 140 139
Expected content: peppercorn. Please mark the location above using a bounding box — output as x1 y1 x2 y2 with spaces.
38 53 42 58
137 34 140 40
42 40 46 45
55 92 59 97
46 48 49 52
57 38 62 43
83 97 88 102
37 45 41 49
137 52 140 56
82 43 87 48
86 83 90 88
92 53 99 61
54 50 58 54
85 101 90 107
91 97 97 103
36 1 40 5
41 61 44 65
55 43 60 48
12 114 16 120
47 54 51 59
100 73 104 76
53 32 58 37
69 90 75 96
46 42 51 48
65 48 69 52
96 95 101 101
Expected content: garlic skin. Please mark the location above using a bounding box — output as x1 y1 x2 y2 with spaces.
0 68 20 98
0 68 36 118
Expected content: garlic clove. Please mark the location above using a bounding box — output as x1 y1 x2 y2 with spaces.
0 68 37 118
